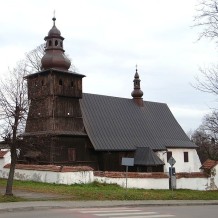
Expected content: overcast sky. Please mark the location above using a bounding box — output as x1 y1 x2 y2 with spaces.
0 0 217 134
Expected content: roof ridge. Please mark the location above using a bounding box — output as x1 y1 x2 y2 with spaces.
82 93 166 105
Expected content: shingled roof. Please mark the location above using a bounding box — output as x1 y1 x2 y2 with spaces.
134 147 165 166
200 159 218 170
80 93 196 151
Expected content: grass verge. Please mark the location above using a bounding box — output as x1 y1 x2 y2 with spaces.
0 179 218 202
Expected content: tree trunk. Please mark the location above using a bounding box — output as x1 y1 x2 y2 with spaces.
5 145 17 196
5 108 19 196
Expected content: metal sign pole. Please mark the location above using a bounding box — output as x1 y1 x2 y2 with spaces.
121 157 134 191
167 156 176 194
126 165 128 190
171 166 173 191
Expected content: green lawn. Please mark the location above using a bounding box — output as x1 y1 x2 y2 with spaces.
0 179 218 202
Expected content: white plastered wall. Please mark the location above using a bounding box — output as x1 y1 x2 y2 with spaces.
0 149 11 177
157 148 201 173
1 168 94 185
206 164 218 190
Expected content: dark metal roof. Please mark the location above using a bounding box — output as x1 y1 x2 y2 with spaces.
80 93 197 151
134 147 165 166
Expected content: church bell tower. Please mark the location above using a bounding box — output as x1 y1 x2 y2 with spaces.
22 17 87 165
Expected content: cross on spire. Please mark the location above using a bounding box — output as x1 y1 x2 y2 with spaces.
52 10 56 26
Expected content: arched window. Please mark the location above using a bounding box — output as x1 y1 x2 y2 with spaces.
55 40 58 46
49 40 52 46
60 41 63 47
59 79 63 85
71 81 74 87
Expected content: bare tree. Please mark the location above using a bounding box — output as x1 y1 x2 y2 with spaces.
193 1 218 94
25 44 45 72
191 128 211 163
0 44 77 195
0 62 28 196
194 0 218 42
193 0 218 148
203 110 218 137
194 65 218 95
192 112 218 162
25 43 77 73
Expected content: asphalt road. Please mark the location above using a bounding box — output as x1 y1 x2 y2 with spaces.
1 205 218 218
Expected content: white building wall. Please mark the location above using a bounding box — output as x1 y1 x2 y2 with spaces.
206 164 218 190
0 166 216 190
1 168 94 185
1 150 11 167
0 150 11 178
176 177 208 191
214 165 218 189
95 176 210 190
157 148 201 173
94 176 169 189
57 171 94 184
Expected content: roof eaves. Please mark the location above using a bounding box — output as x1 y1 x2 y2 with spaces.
25 68 85 79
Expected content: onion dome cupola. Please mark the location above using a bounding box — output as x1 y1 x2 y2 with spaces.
131 66 144 106
41 17 71 71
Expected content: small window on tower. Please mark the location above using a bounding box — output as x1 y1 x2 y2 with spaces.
55 40 58 46
60 41 63 47
49 40 52 46
71 81 74 87
59 79 63 85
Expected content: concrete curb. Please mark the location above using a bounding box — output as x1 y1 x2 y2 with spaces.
1 200 218 213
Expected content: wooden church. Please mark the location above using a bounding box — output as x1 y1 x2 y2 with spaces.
19 18 200 172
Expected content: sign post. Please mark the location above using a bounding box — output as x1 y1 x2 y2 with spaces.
121 158 134 190
167 156 176 191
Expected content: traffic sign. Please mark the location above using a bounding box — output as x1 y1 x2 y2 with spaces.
168 156 176 166
122 157 134 166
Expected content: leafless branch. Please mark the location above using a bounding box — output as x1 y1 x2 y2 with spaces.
194 0 218 43
193 65 218 98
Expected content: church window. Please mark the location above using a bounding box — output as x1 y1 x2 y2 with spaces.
55 40 58 46
71 81 74 87
184 152 189 162
59 79 63 85
68 148 76 161
49 40 52 46
167 151 172 161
